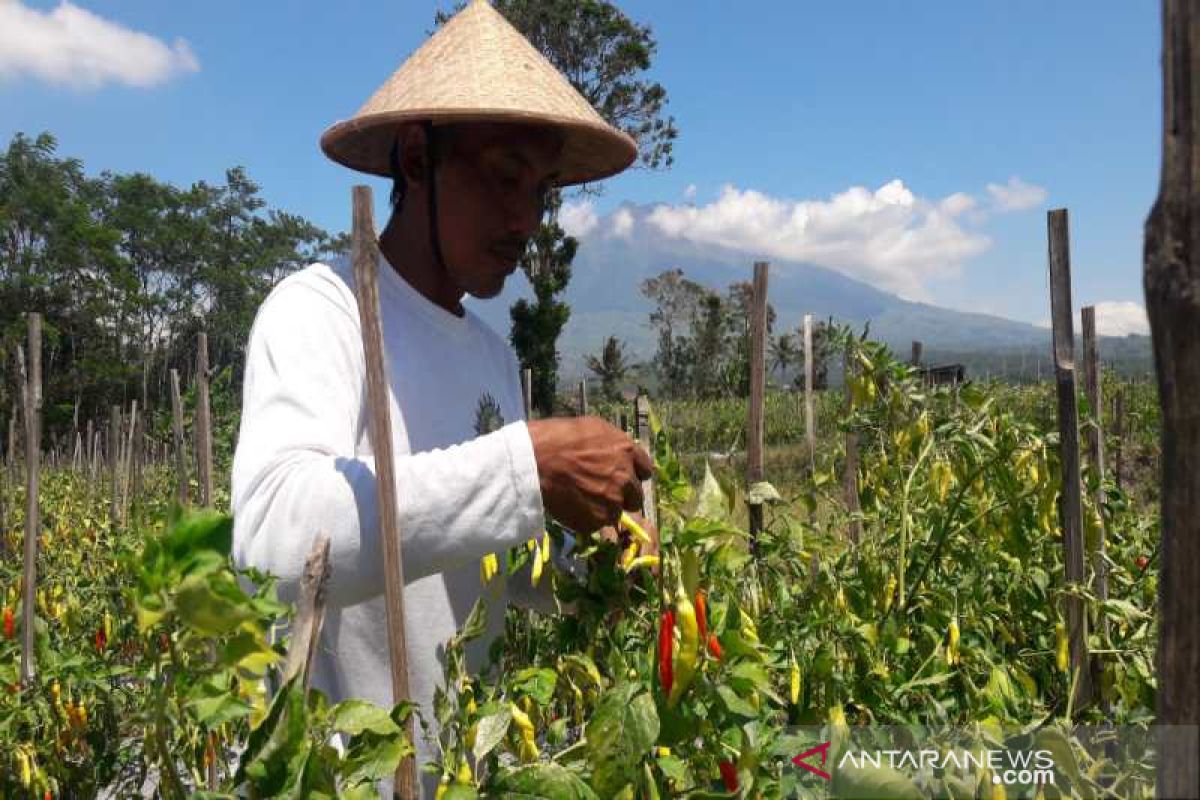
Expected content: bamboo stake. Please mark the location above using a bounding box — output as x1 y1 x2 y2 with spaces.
1047 208 1091 710
634 393 658 532
521 368 533 420
20 313 42 684
350 185 418 798
578 379 588 416
843 347 862 544
747 262 769 551
803 313 816 468
122 400 138 526
1081 308 1110 619
109 407 120 531
171 369 189 506
283 534 333 688
195 333 214 508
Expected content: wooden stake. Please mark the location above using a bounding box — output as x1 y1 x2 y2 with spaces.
578 379 588 416
747 262 769 550
1047 208 1091 710
195 333 214 508
170 369 189 506
803 314 816 468
634 393 658 532
843 347 862 544
911 340 923 366
521 368 533 420
1146 2 1200 793
283 534 332 689
1113 389 1125 492
20 313 42 684
109 406 120 531
123 400 138 526
350 185 418 799
1081 307 1109 608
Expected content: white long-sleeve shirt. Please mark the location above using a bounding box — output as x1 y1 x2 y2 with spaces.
231 252 558 797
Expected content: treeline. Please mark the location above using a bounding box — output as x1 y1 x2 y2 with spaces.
619 268 836 399
1 132 345 448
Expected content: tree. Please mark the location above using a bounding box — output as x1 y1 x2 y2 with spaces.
436 0 677 414
585 335 629 402
640 268 708 397
770 333 798 384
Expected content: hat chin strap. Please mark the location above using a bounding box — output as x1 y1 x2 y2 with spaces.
423 121 451 279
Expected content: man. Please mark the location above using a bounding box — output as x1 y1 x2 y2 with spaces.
230 1 655 795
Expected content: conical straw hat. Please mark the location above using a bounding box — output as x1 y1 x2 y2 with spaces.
321 0 638 186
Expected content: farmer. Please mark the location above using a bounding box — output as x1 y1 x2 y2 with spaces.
230 1 655 794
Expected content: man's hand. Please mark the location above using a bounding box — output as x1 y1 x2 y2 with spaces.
527 417 654 535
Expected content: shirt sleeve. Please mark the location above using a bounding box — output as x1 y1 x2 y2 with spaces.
231 282 546 608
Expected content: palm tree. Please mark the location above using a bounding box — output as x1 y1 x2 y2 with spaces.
586 336 629 402
769 333 798 385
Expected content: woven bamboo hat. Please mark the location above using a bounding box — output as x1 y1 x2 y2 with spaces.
320 0 638 186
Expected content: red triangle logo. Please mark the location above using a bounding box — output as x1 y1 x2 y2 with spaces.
792 741 833 780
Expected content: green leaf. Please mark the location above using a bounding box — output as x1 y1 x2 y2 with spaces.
473 707 513 762
585 682 660 797
236 675 310 795
512 667 558 706
175 572 255 637
190 692 253 729
341 731 412 785
454 597 488 644
330 700 401 736
491 763 601 800
441 785 479 800
715 684 758 718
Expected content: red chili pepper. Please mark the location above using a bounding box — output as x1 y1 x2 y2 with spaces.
95 626 107 653
2 606 13 639
694 590 708 642
1135 556 1149 570
658 609 675 696
707 632 722 660
718 760 739 792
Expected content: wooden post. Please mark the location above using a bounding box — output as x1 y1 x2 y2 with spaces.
109 406 120 530
1047 208 1091 710
746 262 769 550
1081 308 1109 607
170 369 189 506
350 185 418 798
521 368 533 420
1113 389 1125 492
634 393 658 531
123 400 138 526
283 534 332 689
195 332 214 508
578 379 588 416
803 314 816 468
911 340 923 366
20 313 42 684
843 347 862 544
1145 2 1200 794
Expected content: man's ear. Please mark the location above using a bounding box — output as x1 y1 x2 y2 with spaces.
399 124 430 187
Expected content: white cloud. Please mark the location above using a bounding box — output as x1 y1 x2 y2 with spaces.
1087 302 1150 336
0 1 199 89
683 183 697 202
559 199 599 238
610 207 634 238
986 176 1048 212
644 180 990 300
1035 302 1150 337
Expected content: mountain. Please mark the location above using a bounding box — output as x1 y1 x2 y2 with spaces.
466 203 1152 381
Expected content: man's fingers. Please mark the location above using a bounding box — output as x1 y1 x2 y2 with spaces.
631 444 654 481
621 477 645 513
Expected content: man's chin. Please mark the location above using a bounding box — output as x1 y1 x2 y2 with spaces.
466 277 506 300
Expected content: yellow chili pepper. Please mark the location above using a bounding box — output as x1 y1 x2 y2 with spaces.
479 553 499 585
510 702 540 762
790 652 802 705
667 582 700 709
624 555 660 573
1055 622 1069 674
618 511 652 545
947 619 961 666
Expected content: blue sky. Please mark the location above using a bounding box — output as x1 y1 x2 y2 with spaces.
0 0 1160 334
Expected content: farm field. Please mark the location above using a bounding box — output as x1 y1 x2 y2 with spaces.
0 334 1164 798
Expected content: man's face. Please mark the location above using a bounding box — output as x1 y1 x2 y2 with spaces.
431 123 562 299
